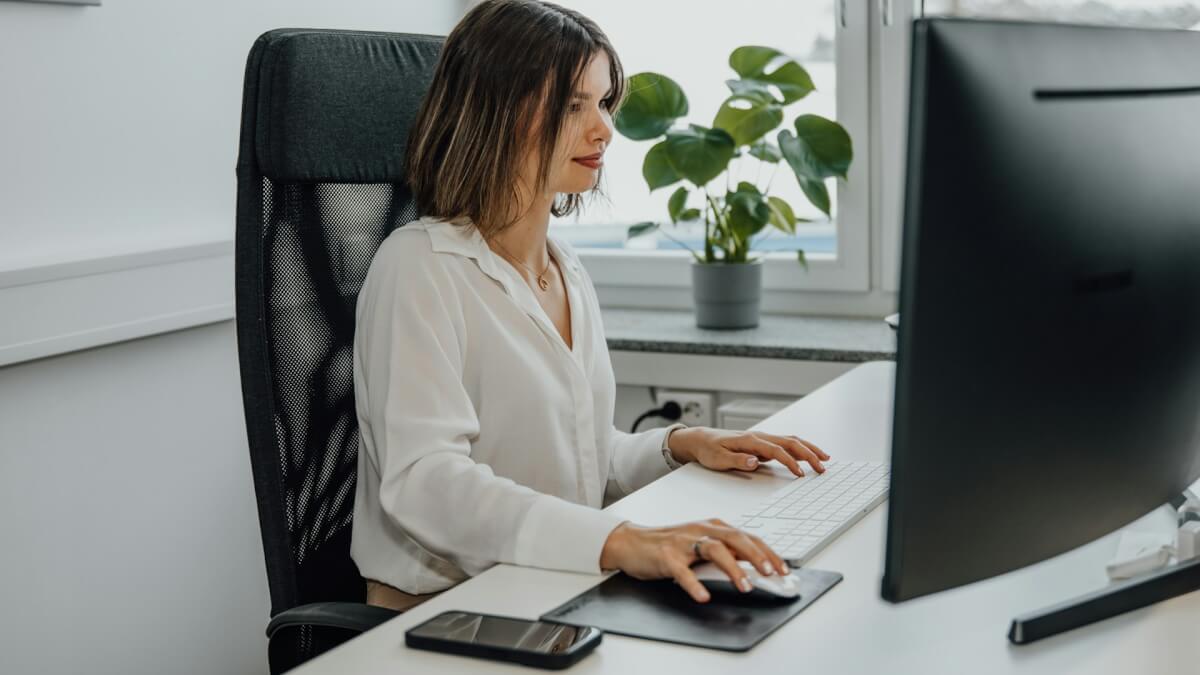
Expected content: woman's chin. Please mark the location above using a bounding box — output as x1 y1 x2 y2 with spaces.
557 179 598 195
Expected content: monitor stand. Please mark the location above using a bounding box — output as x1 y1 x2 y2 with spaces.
1009 491 1200 644
1008 557 1200 644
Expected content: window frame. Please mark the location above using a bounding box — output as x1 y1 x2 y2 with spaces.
876 0 919 293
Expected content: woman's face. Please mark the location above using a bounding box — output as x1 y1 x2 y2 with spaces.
521 52 615 200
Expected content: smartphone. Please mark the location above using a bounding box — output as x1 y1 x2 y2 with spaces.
405 610 602 670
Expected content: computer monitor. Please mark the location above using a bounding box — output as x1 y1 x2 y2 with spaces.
884 18 1200 641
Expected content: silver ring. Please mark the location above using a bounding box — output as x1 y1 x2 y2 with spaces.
692 536 714 560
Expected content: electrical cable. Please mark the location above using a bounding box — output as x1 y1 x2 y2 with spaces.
631 400 682 433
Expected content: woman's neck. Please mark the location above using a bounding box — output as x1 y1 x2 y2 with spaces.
490 193 554 269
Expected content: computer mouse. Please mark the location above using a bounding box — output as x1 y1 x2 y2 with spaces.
693 560 802 602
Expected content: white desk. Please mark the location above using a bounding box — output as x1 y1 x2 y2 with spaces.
296 362 1199 674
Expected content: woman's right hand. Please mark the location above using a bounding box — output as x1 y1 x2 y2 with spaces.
598 519 790 603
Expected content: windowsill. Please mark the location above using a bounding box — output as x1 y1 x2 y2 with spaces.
575 241 870 295
601 307 896 362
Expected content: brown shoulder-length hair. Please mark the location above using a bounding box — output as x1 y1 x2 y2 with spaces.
405 0 625 238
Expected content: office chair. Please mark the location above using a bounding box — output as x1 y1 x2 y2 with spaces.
234 28 442 674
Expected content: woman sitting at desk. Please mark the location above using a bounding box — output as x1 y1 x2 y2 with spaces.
351 0 829 612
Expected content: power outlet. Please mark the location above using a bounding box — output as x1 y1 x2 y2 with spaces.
656 390 714 427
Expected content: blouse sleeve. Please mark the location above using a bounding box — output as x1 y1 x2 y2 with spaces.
604 424 686 503
355 236 627 576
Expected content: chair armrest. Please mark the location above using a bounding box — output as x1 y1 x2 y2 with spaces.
265 602 400 639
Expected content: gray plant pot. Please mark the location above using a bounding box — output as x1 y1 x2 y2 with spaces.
691 260 763 329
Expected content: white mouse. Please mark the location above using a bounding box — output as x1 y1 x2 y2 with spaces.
693 560 802 601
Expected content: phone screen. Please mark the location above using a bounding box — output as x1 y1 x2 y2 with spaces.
408 612 595 654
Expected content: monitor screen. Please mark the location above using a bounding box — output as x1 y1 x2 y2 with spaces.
884 18 1200 603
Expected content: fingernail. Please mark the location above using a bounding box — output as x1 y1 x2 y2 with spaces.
698 589 711 602
777 562 790 575
745 457 757 468
738 577 753 592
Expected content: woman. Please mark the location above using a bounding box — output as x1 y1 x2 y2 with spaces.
351 0 829 612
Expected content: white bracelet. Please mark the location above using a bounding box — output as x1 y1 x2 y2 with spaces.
660 423 688 470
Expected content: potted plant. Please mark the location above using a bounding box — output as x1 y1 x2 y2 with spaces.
614 46 853 329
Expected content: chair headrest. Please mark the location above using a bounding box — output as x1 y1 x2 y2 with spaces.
247 29 444 183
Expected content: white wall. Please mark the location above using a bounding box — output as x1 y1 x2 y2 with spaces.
0 0 462 253
0 2 462 674
0 320 264 675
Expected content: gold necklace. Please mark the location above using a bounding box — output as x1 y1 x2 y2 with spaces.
490 238 552 291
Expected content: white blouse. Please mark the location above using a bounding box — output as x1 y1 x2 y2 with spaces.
350 216 682 595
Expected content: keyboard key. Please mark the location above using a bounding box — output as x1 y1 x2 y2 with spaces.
732 460 890 564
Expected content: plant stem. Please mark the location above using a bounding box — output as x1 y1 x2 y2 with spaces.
765 161 781 194
705 191 728 262
702 188 715 263
657 224 703 262
752 227 775 260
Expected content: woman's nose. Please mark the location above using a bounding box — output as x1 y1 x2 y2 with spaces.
593 110 614 146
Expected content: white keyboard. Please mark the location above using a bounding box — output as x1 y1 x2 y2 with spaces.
736 459 890 565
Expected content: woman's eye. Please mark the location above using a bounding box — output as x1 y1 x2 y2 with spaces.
569 103 582 113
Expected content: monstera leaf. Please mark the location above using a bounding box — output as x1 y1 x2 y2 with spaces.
726 181 772 241
615 72 688 140
661 125 737 187
778 114 853 216
728 46 815 104
713 89 784 147
643 141 682 190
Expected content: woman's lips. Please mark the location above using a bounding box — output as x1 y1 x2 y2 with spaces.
573 156 602 169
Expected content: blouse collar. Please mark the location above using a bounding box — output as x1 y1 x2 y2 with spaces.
416 217 585 356
417 215 583 281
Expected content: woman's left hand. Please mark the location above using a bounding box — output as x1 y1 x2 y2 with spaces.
666 427 830 477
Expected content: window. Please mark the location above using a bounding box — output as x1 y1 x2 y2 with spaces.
549 1 871 296
456 1 1200 312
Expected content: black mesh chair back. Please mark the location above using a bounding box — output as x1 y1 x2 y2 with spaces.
234 28 442 672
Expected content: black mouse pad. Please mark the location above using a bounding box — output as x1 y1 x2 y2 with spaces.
540 568 842 652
